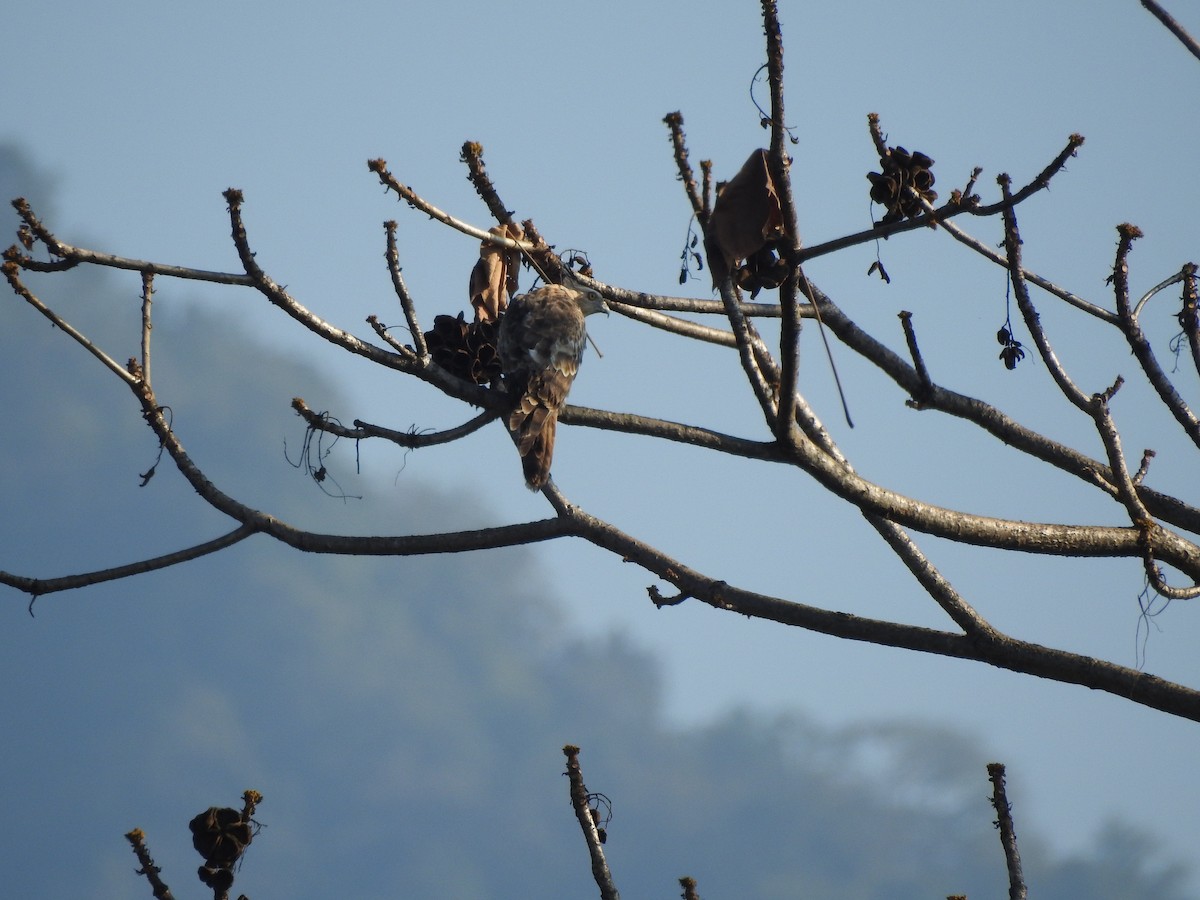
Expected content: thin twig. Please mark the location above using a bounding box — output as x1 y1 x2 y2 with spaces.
366 313 419 359
562 746 620 900
1111 224 1200 449
1131 269 1184 319
382 220 426 358
1091 389 1200 599
608 301 738 347
866 112 891 160
0 525 258 599
998 175 1092 411
986 763 1028 900
224 189 451 381
368 159 536 251
663 112 706 223
1181 262 1200 380
125 829 177 900
13 197 252 284
459 141 516 224
939 218 1117 323
659 111 783 415
562 406 780 457
574 276 788 318
1142 0 1200 62
897 311 933 400
140 271 154 387
2 262 138 385
291 396 499 448
1132 448 1157 486
976 133 1087 215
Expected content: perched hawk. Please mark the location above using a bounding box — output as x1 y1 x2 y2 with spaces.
499 283 609 490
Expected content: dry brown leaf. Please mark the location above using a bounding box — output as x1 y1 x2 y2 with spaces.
469 222 525 323
704 149 785 288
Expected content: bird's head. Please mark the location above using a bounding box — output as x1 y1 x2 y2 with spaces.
559 274 610 317
577 287 610 318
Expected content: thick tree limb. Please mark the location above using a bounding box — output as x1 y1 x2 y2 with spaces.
761 0 803 442
564 503 1200 722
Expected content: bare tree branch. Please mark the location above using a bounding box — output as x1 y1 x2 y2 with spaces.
1110 223 1200 450
662 112 706 224
986 763 1028 900
566 502 1200 721
940 216 1118 323
1182 262 1200 380
383 219 426 358
761 0 803 441
125 828 177 900
563 745 620 900
813 291 1200 536
459 140 517 226
607 299 739 347
1142 0 1200 62
11 197 253 285
797 132 1086 265
3 261 138 385
0 525 257 600
139 271 154 387
292 396 498 449
368 158 537 252
999 174 1093 411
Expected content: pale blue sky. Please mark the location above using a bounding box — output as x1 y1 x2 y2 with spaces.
5 0 1200 891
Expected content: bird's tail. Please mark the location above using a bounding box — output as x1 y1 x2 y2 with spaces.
509 403 557 490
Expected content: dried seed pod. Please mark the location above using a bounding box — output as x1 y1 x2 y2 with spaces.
423 313 503 384
868 144 937 223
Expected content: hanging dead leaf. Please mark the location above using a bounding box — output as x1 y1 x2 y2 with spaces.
469 222 525 323
704 149 785 288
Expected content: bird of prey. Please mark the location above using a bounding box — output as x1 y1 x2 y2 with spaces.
499 283 609 490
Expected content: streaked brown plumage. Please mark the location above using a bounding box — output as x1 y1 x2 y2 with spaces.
498 284 609 489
